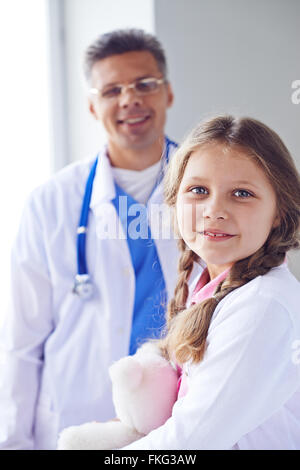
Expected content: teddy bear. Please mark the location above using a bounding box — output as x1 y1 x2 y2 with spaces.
57 342 179 450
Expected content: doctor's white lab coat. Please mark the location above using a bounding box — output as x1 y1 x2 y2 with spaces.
0 148 180 450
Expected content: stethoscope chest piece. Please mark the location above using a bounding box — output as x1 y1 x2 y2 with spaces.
73 274 94 300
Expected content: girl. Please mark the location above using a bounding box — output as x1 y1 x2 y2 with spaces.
123 115 300 450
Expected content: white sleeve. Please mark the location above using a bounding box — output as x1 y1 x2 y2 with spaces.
122 293 299 450
0 193 53 449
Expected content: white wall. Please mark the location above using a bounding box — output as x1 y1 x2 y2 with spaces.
0 0 52 326
63 0 154 162
154 0 300 154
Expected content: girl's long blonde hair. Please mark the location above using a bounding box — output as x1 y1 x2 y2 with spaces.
161 115 300 365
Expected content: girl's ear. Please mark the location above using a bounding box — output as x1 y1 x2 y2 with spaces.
272 213 281 229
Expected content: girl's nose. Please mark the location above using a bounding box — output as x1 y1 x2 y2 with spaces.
202 197 228 220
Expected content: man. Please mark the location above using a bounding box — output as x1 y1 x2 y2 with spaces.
0 29 179 450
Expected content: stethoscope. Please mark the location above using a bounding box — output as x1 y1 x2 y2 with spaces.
72 136 178 300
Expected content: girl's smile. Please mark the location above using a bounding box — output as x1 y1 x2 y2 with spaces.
199 230 236 241
176 143 279 279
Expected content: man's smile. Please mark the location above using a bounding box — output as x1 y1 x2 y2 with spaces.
117 113 151 126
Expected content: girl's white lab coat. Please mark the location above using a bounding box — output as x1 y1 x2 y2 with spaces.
0 149 180 450
124 263 300 450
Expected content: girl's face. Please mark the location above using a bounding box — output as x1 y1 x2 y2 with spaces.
176 143 279 279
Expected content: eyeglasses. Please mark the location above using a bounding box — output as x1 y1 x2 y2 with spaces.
90 77 166 99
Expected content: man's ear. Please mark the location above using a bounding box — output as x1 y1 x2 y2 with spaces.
166 82 174 108
88 98 98 121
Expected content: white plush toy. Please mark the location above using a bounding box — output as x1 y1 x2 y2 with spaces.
57 342 178 450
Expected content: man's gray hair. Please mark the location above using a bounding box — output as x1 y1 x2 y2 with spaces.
83 28 168 83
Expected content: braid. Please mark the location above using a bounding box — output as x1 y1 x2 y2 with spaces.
159 240 198 360
166 240 199 323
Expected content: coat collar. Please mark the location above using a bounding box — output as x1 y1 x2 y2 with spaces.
89 146 116 208
89 138 177 209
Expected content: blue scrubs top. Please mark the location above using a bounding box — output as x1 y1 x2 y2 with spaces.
112 183 167 355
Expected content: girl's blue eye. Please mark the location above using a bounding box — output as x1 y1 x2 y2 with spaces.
234 189 253 198
191 186 208 195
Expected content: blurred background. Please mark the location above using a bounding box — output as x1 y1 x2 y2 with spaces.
0 0 299 325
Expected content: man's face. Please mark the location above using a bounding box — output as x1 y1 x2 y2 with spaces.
88 51 174 151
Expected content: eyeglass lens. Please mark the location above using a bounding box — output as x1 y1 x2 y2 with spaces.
102 78 162 98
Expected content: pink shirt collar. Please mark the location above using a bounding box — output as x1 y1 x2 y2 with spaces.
191 267 231 304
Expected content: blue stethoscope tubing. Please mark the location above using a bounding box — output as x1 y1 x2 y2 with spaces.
73 136 178 299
